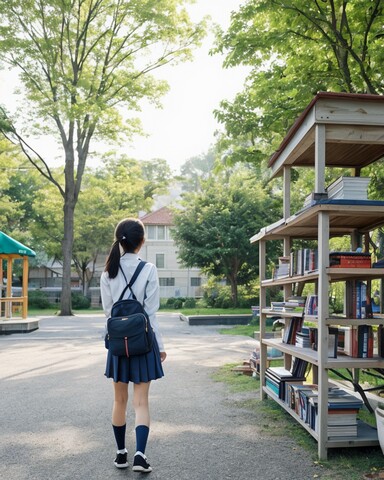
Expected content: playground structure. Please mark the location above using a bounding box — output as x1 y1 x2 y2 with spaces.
0 232 38 332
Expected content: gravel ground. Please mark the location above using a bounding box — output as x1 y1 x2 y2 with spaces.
0 312 336 480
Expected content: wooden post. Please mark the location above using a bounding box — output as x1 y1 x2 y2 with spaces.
0 257 2 318
22 256 29 319
259 239 267 400
318 211 330 460
6 257 12 318
315 124 326 193
283 166 291 219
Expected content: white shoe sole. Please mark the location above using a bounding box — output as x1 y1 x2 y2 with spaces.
132 465 152 473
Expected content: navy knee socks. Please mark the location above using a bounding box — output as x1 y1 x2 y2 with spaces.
112 424 126 451
135 425 150 454
113 424 149 454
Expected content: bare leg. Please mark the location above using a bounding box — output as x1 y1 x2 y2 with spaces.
112 381 128 426
132 381 151 427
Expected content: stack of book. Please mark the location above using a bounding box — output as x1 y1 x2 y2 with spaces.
295 326 311 348
330 251 371 268
308 387 364 437
270 301 285 312
283 296 306 313
326 176 370 200
265 358 309 401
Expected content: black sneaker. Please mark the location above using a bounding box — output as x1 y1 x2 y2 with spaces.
114 452 129 469
132 452 152 473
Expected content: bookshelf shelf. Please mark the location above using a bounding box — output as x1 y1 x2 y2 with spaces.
253 93 384 460
261 272 319 287
263 338 384 369
262 338 319 364
325 316 384 326
262 308 304 318
261 268 384 288
263 387 378 448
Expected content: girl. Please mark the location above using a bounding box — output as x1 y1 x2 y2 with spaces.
100 218 166 473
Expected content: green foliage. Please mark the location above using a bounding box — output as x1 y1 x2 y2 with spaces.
202 281 259 309
178 149 216 192
71 292 91 310
212 0 384 169
183 297 196 308
172 166 281 305
0 0 206 315
28 290 52 309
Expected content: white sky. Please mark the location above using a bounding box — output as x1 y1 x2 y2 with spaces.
125 0 249 173
0 0 249 174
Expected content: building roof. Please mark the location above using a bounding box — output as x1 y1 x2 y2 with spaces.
140 206 173 226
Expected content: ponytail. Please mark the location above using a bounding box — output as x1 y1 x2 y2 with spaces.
104 240 121 279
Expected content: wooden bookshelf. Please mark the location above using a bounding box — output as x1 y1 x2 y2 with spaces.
253 93 384 460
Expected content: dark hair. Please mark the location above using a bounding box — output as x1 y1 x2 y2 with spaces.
104 218 145 278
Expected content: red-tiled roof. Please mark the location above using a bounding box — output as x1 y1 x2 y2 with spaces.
140 206 173 225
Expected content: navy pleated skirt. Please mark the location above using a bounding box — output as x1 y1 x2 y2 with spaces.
104 336 164 384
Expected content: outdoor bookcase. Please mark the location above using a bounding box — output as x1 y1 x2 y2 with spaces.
251 92 384 460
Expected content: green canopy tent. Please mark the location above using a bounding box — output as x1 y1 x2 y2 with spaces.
0 232 36 319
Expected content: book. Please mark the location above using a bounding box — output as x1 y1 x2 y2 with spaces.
329 251 371 268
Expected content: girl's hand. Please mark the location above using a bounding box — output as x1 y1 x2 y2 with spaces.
160 351 167 363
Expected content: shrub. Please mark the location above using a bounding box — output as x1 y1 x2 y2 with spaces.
71 292 91 309
183 297 196 308
28 290 52 309
165 297 176 307
173 298 183 309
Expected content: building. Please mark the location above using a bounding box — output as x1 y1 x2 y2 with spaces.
140 207 206 298
28 206 206 304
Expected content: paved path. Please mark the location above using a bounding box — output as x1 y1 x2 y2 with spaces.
0 313 331 480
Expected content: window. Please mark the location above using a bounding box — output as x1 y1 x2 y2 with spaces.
147 225 156 240
157 225 165 240
191 277 201 287
159 278 175 287
146 225 168 240
156 253 165 269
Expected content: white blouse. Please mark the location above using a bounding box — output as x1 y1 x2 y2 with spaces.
100 253 165 352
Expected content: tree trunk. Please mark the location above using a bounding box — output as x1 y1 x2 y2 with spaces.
228 273 238 307
60 195 75 315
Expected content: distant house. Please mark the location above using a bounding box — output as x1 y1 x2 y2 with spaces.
140 207 206 298
28 206 206 305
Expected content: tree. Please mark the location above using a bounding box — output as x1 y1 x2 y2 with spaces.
30 156 173 294
178 148 216 192
212 0 384 166
0 0 206 314
0 139 48 245
172 167 281 305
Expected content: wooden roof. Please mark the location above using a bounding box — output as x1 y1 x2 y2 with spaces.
268 92 384 178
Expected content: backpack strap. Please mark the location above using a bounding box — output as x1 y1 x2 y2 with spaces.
118 261 147 301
